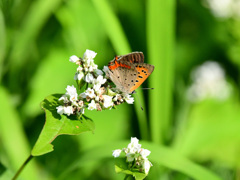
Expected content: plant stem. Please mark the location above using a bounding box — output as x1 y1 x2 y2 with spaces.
12 155 33 180
124 174 130 180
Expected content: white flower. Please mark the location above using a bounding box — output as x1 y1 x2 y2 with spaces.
126 153 135 162
112 149 122 158
64 106 74 116
66 85 77 96
103 66 109 73
93 75 107 90
81 108 85 114
66 85 78 102
127 137 141 153
113 94 122 101
57 106 74 116
85 88 96 98
77 66 83 72
85 58 94 67
205 0 232 18
88 65 94 72
69 55 79 63
88 100 97 110
140 149 151 160
92 64 98 70
94 69 103 76
59 95 69 103
187 61 231 102
56 106 65 115
85 73 94 83
83 49 97 60
102 95 114 108
95 96 99 101
123 94 134 104
79 92 87 99
74 71 84 81
143 159 152 174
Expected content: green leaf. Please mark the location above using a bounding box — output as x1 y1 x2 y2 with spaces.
0 162 6 176
114 158 147 180
31 94 95 156
147 0 176 144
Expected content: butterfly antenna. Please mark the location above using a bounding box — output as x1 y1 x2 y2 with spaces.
134 91 144 111
141 88 154 90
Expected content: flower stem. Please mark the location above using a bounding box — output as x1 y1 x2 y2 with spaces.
124 174 130 180
12 155 33 180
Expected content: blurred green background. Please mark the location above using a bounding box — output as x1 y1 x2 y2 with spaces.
1 0 240 179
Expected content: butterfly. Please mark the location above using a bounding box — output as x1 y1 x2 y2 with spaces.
107 52 154 94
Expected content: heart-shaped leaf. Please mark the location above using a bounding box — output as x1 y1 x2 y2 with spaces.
31 94 95 156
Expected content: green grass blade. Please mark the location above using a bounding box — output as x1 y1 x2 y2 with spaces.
91 0 130 54
0 9 6 81
92 0 149 140
9 0 62 70
60 141 221 180
147 0 176 143
0 86 39 180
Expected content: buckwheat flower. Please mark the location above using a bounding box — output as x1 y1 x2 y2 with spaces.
80 108 85 114
85 88 96 98
123 94 134 104
143 159 152 174
94 69 103 76
140 149 151 160
77 66 83 72
187 61 231 102
102 95 114 108
65 85 78 102
56 106 65 115
66 85 77 96
79 92 87 99
59 95 69 103
103 66 109 74
83 49 97 60
88 100 97 110
74 71 84 81
127 137 141 153
95 96 99 101
93 75 107 90
112 149 122 158
126 153 135 162
112 137 153 177
92 64 98 70
64 106 74 116
113 94 122 101
85 73 94 83
88 65 94 72
69 55 79 63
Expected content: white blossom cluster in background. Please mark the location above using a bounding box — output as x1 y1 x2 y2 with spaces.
203 0 240 18
56 49 134 116
187 61 231 102
112 137 153 175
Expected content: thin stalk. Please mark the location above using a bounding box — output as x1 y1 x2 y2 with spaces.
147 0 176 144
92 0 149 140
12 155 33 180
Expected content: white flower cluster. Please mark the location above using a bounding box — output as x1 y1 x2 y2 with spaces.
204 0 240 18
56 49 134 116
187 61 231 102
112 137 153 175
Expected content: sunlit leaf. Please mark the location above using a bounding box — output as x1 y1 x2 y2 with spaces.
31 94 95 156
114 158 147 180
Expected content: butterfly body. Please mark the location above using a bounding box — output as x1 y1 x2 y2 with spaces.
107 52 154 94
